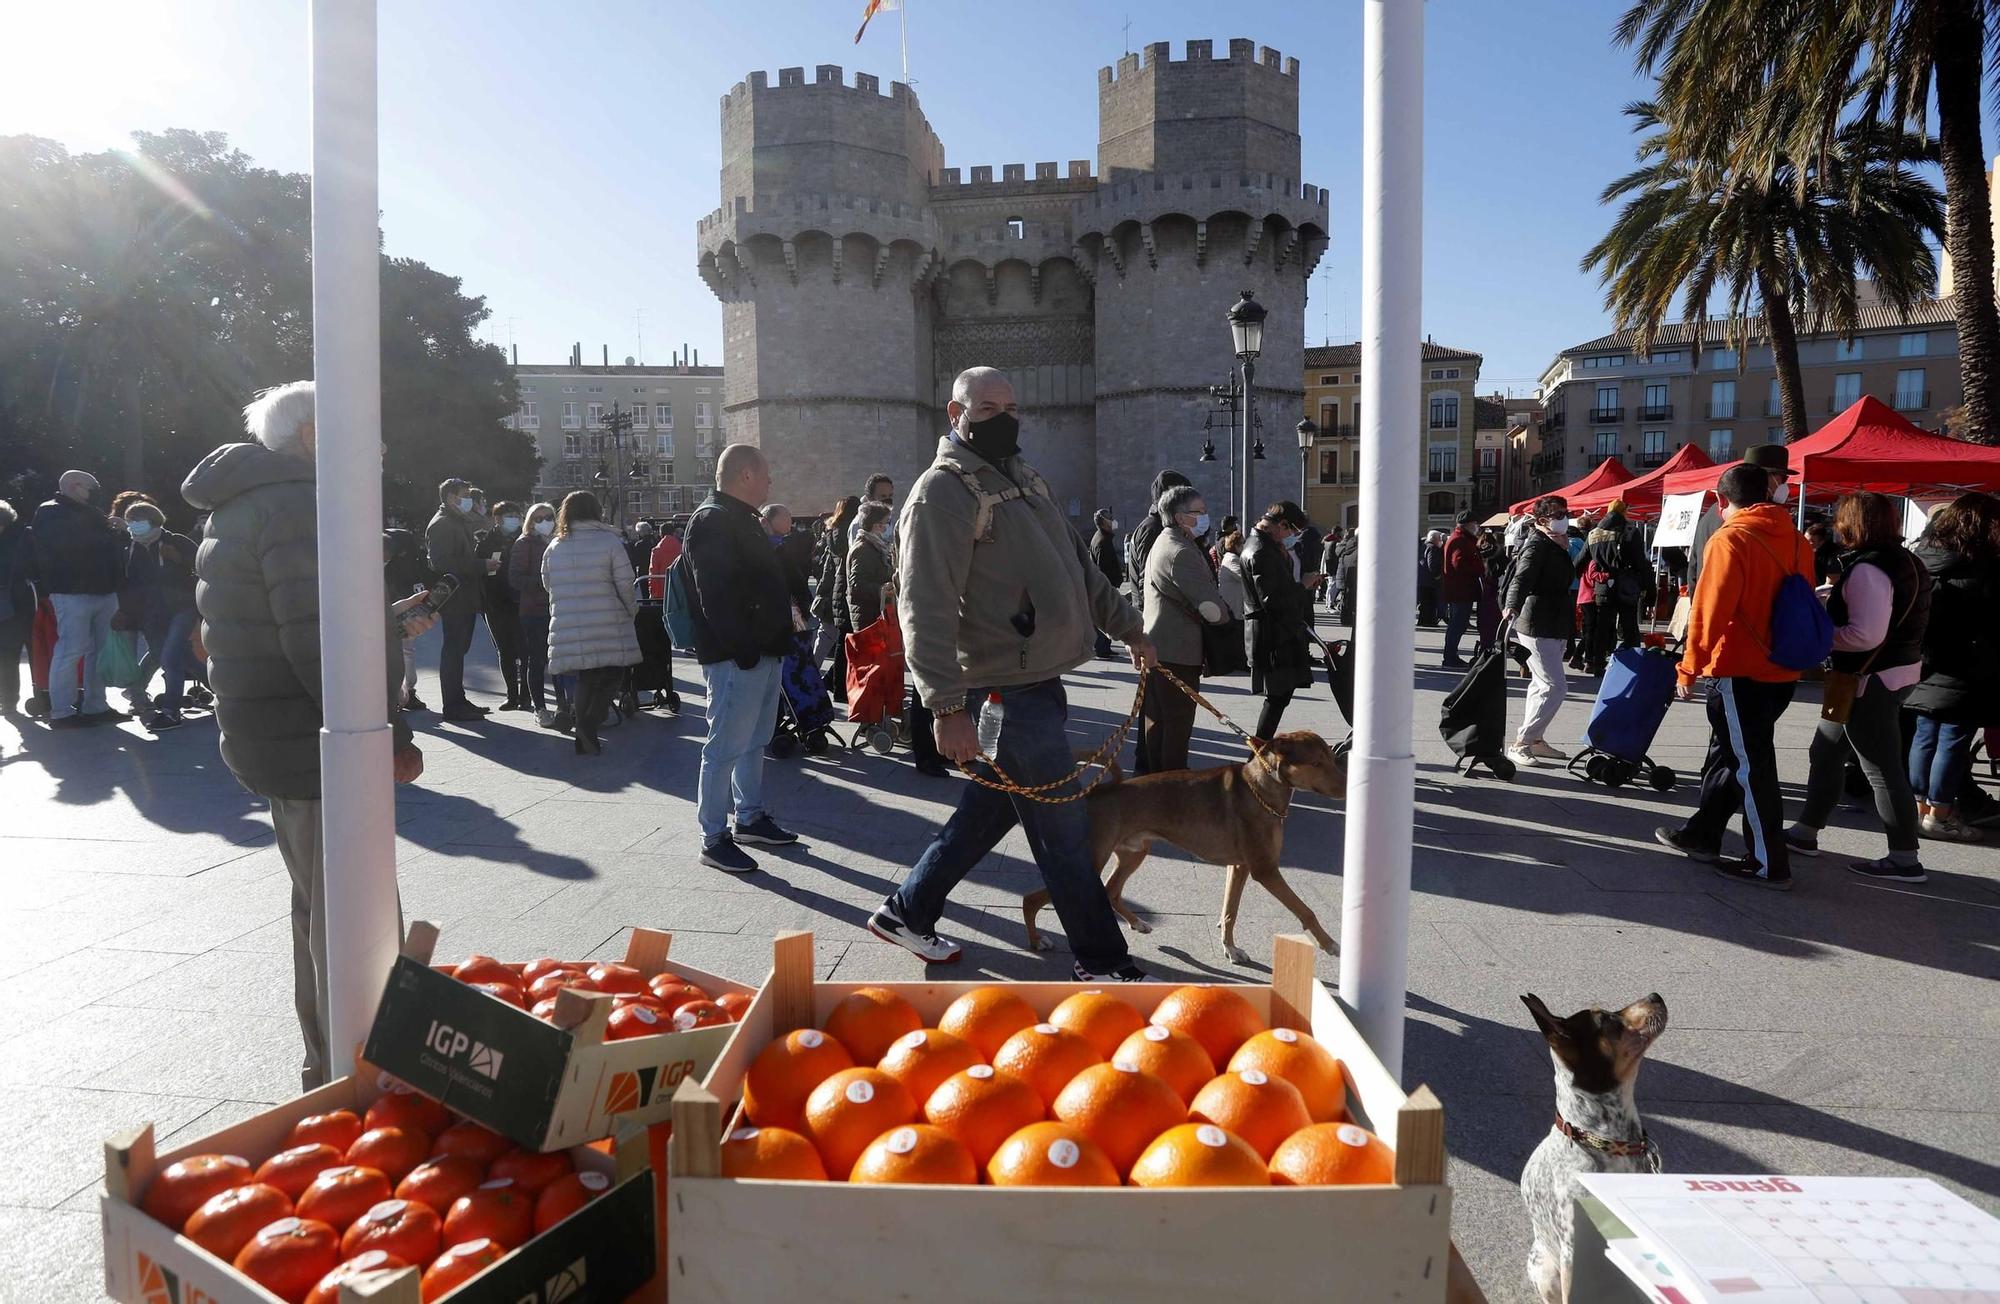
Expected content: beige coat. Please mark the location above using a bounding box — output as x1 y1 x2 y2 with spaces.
1142 524 1228 666
542 521 640 675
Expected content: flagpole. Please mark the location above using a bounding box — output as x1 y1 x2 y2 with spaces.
899 0 909 82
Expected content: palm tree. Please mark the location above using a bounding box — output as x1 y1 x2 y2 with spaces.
1616 0 2000 444
1584 103 1944 442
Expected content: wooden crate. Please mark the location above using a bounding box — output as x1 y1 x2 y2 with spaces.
100 1066 656 1304
666 931 1457 1303
363 923 753 1151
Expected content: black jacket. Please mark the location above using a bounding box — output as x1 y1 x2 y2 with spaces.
1906 543 1998 722
383 528 431 597
683 490 796 666
1240 527 1314 697
1503 527 1574 641
777 527 815 618
0 524 34 623
1127 470 1191 588
183 443 410 800
1587 513 1652 605
424 505 484 615
123 530 199 618
1828 543 1932 678
481 527 519 613
813 527 852 632
1330 537 1359 588
1087 526 1123 587
29 496 124 595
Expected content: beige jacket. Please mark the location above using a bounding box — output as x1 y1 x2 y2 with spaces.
1141 524 1228 665
897 436 1141 709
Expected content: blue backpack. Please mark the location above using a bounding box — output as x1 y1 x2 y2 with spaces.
662 556 695 650
1746 532 1833 670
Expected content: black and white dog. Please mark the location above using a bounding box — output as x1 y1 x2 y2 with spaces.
1519 993 1668 1304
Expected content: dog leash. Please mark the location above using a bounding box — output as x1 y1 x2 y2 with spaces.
950 666 1282 814
1554 1114 1662 1173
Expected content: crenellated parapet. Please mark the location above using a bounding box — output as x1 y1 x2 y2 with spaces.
1097 37 1301 84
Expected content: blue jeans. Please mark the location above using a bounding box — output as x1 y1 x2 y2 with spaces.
1909 714 1976 805
892 678 1131 972
698 656 783 843
1442 601 1473 662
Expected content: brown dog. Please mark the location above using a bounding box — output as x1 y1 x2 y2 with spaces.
1021 731 1348 964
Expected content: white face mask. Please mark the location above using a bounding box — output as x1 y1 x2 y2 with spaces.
501 516 522 534
533 519 554 536
456 496 475 514
1771 481 1791 505
1546 516 1571 534
1282 532 1301 550
1189 513 1210 538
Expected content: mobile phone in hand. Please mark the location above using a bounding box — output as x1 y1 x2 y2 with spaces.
398 572 459 635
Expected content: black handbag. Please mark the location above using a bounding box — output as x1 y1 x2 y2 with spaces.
1152 577 1247 675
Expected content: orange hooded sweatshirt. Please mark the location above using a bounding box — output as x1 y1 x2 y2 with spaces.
1678 502 1815 688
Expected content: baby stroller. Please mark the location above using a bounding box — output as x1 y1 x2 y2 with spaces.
1566 644 1678 791
768 630 837 757
1438 629 1517 780
623 575 683 717
841 607 907 754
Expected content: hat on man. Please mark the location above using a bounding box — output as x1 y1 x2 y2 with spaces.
1262 500 1309 530
1455 509 1474 526
1741 443 1798 477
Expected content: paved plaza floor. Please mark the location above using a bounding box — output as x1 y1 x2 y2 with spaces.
2 619 1995 1302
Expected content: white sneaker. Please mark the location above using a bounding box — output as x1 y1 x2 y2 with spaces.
867 900 963 964
1525 739 1570 762
1920 812 1982 843
1506 744 1542 768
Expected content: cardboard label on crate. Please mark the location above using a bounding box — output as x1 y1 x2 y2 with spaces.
461 1171 655 1303
364 956 569 1142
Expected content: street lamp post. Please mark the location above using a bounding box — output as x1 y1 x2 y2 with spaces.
1228 291 1268 517
598 401 636 527
1296 416 1319 512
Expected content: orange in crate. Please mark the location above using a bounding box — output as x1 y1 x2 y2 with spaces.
744 1028 854 1131
848 1124 976 1185
720 1126 828 1181
1149 985 1265 1066
801 1067 917 1180
1051 1063 1187 1177
923 1064 1046 1168
1048 990 1147 1059
985 1122 1120 1187
992 1022 1102 1109
1128 1123 1270 1187
876 1028 981 1105
821 987 923 1064
1112 1024 1215 1106
1228 1028 1348 1123
1188 1070 1313 1162
1268 1122 1396 1187
937 986 1040 1061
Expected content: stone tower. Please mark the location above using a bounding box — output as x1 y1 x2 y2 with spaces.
698 41 1329 529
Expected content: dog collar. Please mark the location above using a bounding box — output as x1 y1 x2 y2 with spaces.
1554 1113 1659 1170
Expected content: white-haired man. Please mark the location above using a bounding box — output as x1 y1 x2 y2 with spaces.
30 468 127 727
869 366 1158 980
182 380 434 1088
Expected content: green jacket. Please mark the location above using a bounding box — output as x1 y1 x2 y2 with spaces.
183 443 411 801
896 435 1140 709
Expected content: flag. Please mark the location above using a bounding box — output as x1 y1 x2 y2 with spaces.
854 0 898 43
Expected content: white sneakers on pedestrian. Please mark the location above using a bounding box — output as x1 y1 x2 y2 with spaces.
1920 812 1982 843
1507 738 1569 766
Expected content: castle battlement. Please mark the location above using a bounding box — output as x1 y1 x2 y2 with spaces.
931 161 1098 197
721 64 913 108
1098 37 1300 84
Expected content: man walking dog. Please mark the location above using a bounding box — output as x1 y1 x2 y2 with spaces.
870 366 1159 980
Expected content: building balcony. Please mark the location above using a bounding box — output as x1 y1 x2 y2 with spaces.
1829 395 1862 411
1638 404 1672 421
1529 450 1565 477
1706 404 1737 419
1587 406 1624 422
1894 390 1931 411
1429 419 1460 431
1547 410 1567 431
560 418 581 430
1587 451 1621 467
1639 451 1669 468
1765 400 1784 417
562 451 581 461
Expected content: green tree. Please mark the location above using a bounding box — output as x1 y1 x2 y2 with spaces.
1584 103 1944 442
0 130 536 519
1616 0 2000 444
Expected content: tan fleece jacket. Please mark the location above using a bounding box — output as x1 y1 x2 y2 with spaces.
897 436 1141 709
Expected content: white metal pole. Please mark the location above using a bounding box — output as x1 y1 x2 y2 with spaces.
311 0 398 1082
1340 0 1423 1081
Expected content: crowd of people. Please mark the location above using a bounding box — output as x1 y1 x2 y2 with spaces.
7 367 1998 1076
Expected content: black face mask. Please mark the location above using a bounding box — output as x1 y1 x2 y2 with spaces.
960 411 1020 462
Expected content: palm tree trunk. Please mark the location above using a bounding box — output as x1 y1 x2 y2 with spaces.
1935 6 2000 444
1758 266 1809 442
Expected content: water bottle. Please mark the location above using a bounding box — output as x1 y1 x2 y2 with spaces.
976 692 1003 757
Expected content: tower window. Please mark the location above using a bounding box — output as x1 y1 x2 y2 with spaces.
1006 216 1025 239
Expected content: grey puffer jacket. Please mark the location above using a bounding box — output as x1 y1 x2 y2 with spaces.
182 442 410 800
543 521 639 675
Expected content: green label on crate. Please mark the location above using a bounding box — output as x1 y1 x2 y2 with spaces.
363 956 569 1147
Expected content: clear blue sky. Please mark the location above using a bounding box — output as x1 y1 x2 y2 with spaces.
2 1 1982 396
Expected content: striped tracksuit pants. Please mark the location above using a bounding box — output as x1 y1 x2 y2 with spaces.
1682 677 1796 878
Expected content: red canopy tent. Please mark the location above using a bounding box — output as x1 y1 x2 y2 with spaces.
1509 456 1633 516
1657 395 2000 502
1562 442 1715 520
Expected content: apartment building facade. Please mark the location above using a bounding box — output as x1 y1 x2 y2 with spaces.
505 361 727 519
1301 340 1484 531
1532 296 1961 493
